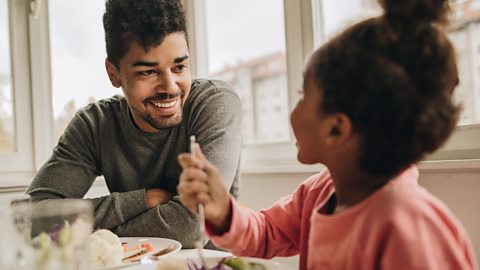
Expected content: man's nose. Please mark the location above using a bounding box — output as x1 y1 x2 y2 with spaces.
156 71 178 92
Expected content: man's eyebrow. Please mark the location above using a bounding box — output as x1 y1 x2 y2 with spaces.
131 55 188 67
132 61 158 67
174 55 189 63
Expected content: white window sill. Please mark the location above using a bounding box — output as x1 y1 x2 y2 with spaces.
242 159 480 175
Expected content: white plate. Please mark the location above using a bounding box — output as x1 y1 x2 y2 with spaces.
127 256 297 270
95 237 181 270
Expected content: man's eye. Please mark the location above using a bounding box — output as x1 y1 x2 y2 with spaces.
173 65 187 73
137 70 156 76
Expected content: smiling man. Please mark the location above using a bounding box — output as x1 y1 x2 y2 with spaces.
26 0 242 248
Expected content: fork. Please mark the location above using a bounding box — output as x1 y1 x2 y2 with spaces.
190 135 208 267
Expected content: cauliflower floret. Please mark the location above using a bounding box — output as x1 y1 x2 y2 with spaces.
88 229 123 267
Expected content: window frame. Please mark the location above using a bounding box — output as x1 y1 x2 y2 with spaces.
185 0 480 173
0 0 53 187
1 0 480 189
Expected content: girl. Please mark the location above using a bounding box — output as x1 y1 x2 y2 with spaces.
177 0 478 269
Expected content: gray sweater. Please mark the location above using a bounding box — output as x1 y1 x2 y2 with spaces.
26 79 242 248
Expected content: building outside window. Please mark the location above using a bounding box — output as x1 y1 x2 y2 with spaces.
204 0 289 145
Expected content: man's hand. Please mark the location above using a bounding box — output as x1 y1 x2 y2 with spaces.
145 188 174 208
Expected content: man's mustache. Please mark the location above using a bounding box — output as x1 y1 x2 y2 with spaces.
144 91 185 102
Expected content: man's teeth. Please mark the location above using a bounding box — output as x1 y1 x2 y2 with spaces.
152 100 177 108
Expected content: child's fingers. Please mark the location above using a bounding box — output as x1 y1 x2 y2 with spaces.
195 143 207 160
178 153 203 169
180 167 209 184
178 189 210 214
177 177 209 195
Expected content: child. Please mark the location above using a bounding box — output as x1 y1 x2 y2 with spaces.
177 0 478 269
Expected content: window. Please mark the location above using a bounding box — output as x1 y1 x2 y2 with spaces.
0 0 15 153
0 0 36 185
429 0 480 160
448 1 480 126
204 0 290 145
321 0 381 39
1 0 480 186
186 0 480 171
49 0 118 142
471 0 480 11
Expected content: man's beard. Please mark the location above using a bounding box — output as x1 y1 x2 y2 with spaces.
137 90 186 130
141 109 183 130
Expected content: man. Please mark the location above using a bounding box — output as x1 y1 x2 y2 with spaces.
26 0 242 248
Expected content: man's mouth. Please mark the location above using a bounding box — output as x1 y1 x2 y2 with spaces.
151 100 177 108
145 91 185 102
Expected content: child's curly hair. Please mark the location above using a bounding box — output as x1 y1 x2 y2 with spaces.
103 0 186 68
309 0 460 176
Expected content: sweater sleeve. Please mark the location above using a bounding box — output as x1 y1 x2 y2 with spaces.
110 196 200 248
188 81 242 196
207 190 305 258
26 110 149 229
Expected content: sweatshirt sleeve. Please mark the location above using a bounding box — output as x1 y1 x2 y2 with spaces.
188 81 242 196
207 192 304 258
110 196 200 248
26 110 149 229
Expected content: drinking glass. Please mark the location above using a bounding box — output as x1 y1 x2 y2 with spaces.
0 195 34 269
11 199 93 270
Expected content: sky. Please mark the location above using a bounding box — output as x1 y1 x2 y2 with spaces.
204 0 380 74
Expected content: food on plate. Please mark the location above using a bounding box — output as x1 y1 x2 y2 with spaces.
142 242 154 252
224 257 268 270
88 229 123 267
33 219 91 269
122 246 150 263
155 257 268 270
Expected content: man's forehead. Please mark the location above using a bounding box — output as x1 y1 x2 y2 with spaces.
120 36 189 66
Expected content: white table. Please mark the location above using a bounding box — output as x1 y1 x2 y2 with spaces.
173 248 232 258
125 249 232 270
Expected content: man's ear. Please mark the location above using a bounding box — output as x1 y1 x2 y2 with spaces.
105 59 122 88
326 113 353 146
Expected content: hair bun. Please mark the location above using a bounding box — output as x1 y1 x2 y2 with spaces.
378 0 450 25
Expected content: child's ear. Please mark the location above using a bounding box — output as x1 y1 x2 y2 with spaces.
326 113 353 145
105 58 122 88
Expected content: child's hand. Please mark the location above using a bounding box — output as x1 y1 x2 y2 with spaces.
177 144 232 233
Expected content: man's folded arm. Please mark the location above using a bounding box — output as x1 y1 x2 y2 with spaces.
26 111 149 230
27 181 150 230
111 196 200 248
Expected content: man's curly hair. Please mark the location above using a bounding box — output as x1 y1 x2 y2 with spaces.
103 0 187 68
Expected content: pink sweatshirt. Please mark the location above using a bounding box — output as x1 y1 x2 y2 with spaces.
208 166 478 270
